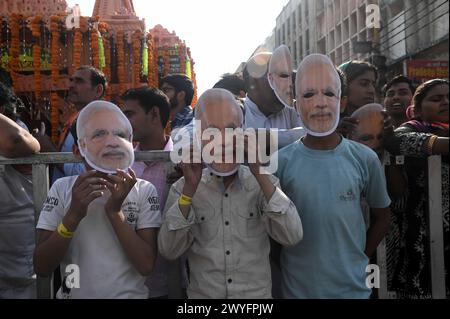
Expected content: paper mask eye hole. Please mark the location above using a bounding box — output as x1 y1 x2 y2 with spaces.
277 73 291 79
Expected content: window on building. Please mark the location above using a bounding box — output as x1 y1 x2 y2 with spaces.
298 4 302 27
305 29 310 54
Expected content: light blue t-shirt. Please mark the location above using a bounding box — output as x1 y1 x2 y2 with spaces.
275 137 391 299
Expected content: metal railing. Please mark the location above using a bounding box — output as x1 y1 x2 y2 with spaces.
0 153 446 299
0 151 175 299
376 155 446 299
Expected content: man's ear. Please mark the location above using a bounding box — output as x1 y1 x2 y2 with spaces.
151 106 161 124
95 84 104 99
177 91 186 105
340 96 348 114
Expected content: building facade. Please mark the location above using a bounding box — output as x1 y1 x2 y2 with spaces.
275 0 383 68
273 0 448 82
379 0 449 82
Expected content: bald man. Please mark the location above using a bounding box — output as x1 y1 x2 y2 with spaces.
158 89 303 299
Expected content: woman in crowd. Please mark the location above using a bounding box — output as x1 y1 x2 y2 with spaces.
385 79 449 298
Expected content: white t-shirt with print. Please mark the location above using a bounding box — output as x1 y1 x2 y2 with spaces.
37 175 161 299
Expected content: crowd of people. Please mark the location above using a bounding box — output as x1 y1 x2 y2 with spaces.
0 46 448 299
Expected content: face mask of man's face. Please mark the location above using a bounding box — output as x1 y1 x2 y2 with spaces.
296 55 341 137
77 102 135 174
268 45 294 108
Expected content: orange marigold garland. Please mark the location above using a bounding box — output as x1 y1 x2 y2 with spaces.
116 31 126 96
190 58 198 107
50 16 60 144
91 25 100 69
31 16 42 101
132 30 141 87
50 92 59 144
104 38 111 99
147 34 158 88
10 14 21 91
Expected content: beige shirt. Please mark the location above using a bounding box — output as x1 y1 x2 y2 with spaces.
158 166 303 299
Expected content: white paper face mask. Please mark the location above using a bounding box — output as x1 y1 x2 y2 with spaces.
268 45 294 108
77 101 135 174
196 89 243 176
295 54 341 137
349 103 385 160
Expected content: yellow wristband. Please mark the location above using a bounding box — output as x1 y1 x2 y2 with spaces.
57 222 74 239
178 193 193 206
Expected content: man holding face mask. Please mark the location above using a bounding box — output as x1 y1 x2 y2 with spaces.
275 54 391 299
33 101 161 299
243 47 306 149
158 88 303 299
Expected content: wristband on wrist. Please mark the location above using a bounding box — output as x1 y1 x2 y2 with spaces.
57 222 74 239
178 193 193 206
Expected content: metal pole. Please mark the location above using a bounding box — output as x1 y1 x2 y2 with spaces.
164 161 184 299
376 238 388 298
32 163 53 299
428 155 445 299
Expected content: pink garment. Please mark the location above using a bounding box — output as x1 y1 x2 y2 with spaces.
132 137 173 212
132 136 186 298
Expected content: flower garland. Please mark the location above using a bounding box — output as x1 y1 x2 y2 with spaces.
141 40 148 77
116 31 126 95
31 16 42 101
50 16 60 144
189 52 198 107
50 92 59 144
132 30 141 87
98 22 111 99
91 26 100 69
98 34 105 69
147 34 158 88
10 14 21 91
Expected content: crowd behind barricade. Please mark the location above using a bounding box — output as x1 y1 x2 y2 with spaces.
0 46 448 299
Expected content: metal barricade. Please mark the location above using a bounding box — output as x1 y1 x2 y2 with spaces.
376 155 445 299
0 151 175 299
0 153 446 299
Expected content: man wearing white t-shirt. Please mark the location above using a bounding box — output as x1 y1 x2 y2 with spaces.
34 101 161 299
